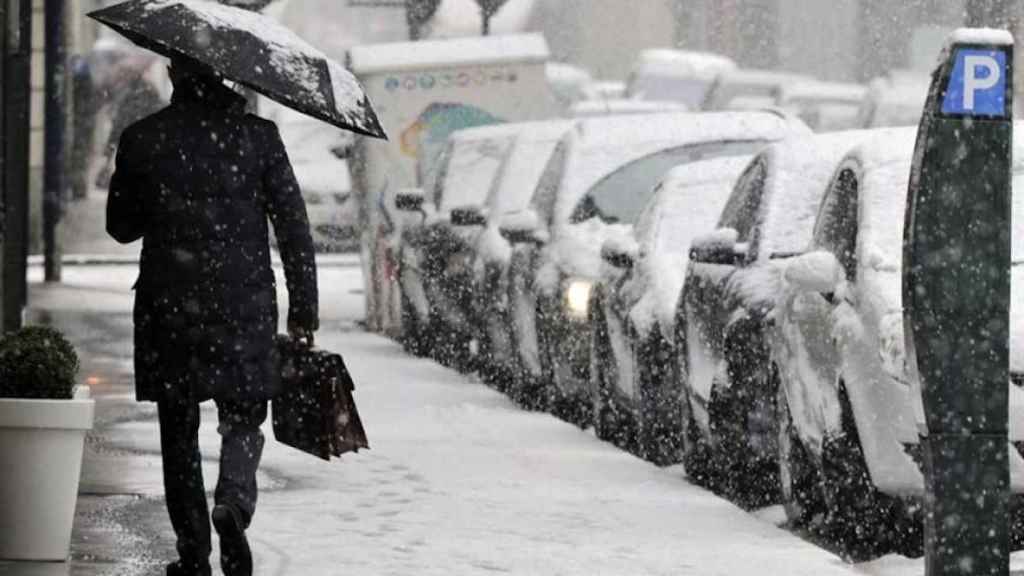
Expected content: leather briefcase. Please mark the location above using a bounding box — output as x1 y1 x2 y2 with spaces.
272 335 369 461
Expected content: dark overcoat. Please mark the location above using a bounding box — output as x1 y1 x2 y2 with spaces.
107 75 318 403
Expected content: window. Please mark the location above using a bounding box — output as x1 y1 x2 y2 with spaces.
815 168 860 281
569 140 765 226
531 142 568 226
717 159 767 243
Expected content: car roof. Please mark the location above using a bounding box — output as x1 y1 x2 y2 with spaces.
551 110 809 223
484 120 577 213
631 49 737 80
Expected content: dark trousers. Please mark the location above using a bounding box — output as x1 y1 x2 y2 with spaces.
157 397 268 566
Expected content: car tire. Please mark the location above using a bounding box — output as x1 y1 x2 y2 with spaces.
589 295 637 452
681 384 718 490
399 292 432 357
774 364 827 533
637 330 682 466
431 316 474 373
711 330 780 509
820 383 920 561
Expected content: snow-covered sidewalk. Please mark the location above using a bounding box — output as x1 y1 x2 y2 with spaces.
20 262 1008 575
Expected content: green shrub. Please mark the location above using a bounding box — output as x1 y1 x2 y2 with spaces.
0 326 80 399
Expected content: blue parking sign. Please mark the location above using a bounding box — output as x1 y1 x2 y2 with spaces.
942 48 1008 117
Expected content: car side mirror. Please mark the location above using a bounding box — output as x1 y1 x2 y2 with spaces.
785 250 843 295
689 228 745 265
601 237 638 270
395 187 426 212
450 205 487 227
499 209 549 245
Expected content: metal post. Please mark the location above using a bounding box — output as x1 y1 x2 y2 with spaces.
3 0 31 331
904 31 1014 576
0 0 7 331
43 0 65 283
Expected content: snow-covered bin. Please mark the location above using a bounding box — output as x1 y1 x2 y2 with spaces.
0 386 95 560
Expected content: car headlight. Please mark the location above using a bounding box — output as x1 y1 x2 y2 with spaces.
564 279 593 319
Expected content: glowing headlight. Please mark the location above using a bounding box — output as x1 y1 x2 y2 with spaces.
565 279 593 318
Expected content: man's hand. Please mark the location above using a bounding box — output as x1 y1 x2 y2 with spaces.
287 321 315 346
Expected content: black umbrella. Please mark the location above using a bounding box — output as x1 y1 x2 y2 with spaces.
88 0 387 139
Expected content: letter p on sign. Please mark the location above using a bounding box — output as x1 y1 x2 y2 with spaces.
942 48 1008 117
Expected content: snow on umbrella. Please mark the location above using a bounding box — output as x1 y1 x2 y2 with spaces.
88 0 387 139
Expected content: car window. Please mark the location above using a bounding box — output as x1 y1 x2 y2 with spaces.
815 168 859 281
717 159 766 244
426 143 453 207
437 137 513 212
531 142 568 226
569 140 765 226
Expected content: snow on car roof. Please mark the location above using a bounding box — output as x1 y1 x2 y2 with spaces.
484 120 577 214
631 49 737 80
553 110 808 224
568 99 688 118
756 130 876 257
779 81 867 105
858 73 930 128
348 34 549 74
630 155 753 335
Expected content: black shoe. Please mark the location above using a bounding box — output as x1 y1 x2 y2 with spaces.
166 559 211 576
212 504 252 576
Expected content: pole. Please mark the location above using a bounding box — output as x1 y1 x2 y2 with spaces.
42 0 65 283
904 30 1014 576
0 0 7 331
3 0 31 331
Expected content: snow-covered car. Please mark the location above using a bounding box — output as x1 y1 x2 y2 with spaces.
568 99 687 119
856 70 929 128
677 131 872 507
394 123 521 365
458 120 577 387
768 127 1024 558
701 69 813 112
502 111 810 425
546 62 594 112
266 100 357 252
588 155 752 464
625 49 736 108
778 81 867 132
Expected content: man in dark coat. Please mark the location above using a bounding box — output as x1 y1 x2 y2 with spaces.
107 57 318 576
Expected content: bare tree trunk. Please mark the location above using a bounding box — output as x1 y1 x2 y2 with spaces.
482 13 491 35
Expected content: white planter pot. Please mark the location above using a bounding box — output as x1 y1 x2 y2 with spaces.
0 386 95 561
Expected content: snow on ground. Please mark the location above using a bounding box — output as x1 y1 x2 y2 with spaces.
39 263 858 575
31 262 1024 575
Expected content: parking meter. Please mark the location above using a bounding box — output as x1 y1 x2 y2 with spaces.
903 29 1013 576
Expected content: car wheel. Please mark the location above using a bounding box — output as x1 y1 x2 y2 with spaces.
681 384 718 490
774 363 827 533
399 292 432 357
430 315 474 373
589 297 637 452
709 330 779 509
637 330 682 466
820 383 920 560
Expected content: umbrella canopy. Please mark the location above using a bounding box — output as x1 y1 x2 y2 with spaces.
88 0 386 139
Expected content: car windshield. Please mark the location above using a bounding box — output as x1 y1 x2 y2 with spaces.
569 140 766 225
436 136 515 212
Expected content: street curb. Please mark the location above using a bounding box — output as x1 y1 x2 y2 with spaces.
28 253 362 268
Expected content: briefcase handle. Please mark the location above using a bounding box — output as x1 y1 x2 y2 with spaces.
288 329 315 348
